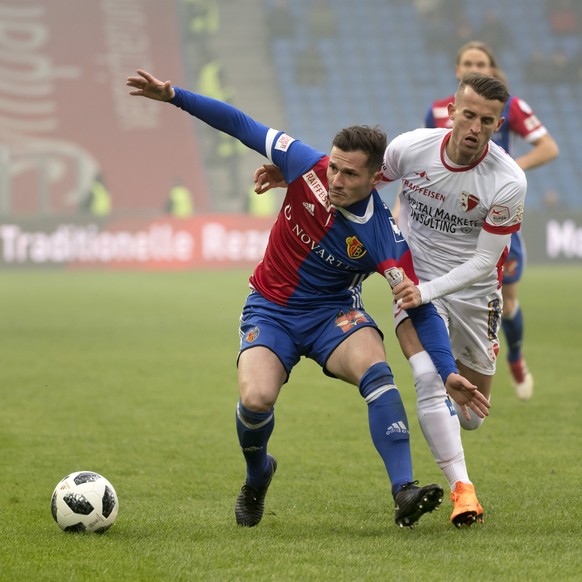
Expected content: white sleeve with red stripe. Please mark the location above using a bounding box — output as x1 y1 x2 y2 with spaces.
509 97 548 143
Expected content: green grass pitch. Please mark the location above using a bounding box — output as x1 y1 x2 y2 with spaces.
1 266 580 581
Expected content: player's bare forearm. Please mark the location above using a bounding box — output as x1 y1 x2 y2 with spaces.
395 316 424 359
127 69 175 102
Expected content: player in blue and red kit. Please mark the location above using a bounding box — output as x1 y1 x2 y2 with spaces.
423 41 559 400
127 69 489 530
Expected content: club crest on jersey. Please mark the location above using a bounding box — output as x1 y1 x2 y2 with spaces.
346 236 367 259
245 327 260 343
335 310 369 332
487 342 500 362
460 191 479 212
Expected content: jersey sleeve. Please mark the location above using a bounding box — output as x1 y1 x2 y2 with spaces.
170 87 323 184
508 96 548 143
483 168 527 235
371 197 419 284
406 303 458 382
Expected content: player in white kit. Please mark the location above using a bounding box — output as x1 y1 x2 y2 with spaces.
423 41 559 401
381 72 525 524
383 72 526 407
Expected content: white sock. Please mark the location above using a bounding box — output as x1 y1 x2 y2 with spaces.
409 351 471 490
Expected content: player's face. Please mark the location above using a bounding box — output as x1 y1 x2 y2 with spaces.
455 48 494 79
446 86 505 165
326 147 381 207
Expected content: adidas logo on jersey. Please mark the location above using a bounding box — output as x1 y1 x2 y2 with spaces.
303 202 315 216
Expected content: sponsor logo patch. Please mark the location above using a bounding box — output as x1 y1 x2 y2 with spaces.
515 201 524 223
302 169 331 210
386 421 409 436
488 205 510 225
389 216 405 242
303 202 315 216
274 133 295 152
384 267 403 289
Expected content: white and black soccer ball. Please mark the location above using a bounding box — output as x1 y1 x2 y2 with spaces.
51 471 119 533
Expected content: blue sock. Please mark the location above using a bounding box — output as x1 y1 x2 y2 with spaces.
502 305 524 363
359 362 413 498
235 401 275 488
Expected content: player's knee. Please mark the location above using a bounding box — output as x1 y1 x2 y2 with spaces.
239 389 277 413
358 361 394 400
459 415 484 430
452 401 485 430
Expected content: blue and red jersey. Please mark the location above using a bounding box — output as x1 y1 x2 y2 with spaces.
172 87 416 308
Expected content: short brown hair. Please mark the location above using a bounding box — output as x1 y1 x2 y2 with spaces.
456 72 510 106
332 125 387 173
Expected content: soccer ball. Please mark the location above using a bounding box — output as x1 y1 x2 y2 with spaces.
51 471 119 533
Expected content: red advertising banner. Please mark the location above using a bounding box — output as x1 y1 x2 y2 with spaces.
0 215 276 270
0 1 208 217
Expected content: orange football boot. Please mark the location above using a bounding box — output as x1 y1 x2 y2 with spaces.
450 482 484 528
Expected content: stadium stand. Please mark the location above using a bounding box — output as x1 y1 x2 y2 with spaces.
263 0 581 210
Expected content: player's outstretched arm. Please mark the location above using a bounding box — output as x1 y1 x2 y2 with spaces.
127 69 175 101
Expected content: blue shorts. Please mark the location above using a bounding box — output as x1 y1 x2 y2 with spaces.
503 231 525 285
238 291 382 379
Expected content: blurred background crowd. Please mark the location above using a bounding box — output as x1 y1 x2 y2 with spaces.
2 0 580 219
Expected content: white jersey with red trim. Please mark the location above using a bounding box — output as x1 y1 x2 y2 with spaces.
382 127 526 299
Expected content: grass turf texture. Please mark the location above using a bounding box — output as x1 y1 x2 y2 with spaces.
1 266 580 581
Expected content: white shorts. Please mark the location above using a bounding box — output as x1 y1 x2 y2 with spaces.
394 290 503 376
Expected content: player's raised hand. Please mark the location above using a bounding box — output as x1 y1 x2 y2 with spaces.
127 69 175 101
254 164 287 194
445 373 491 421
